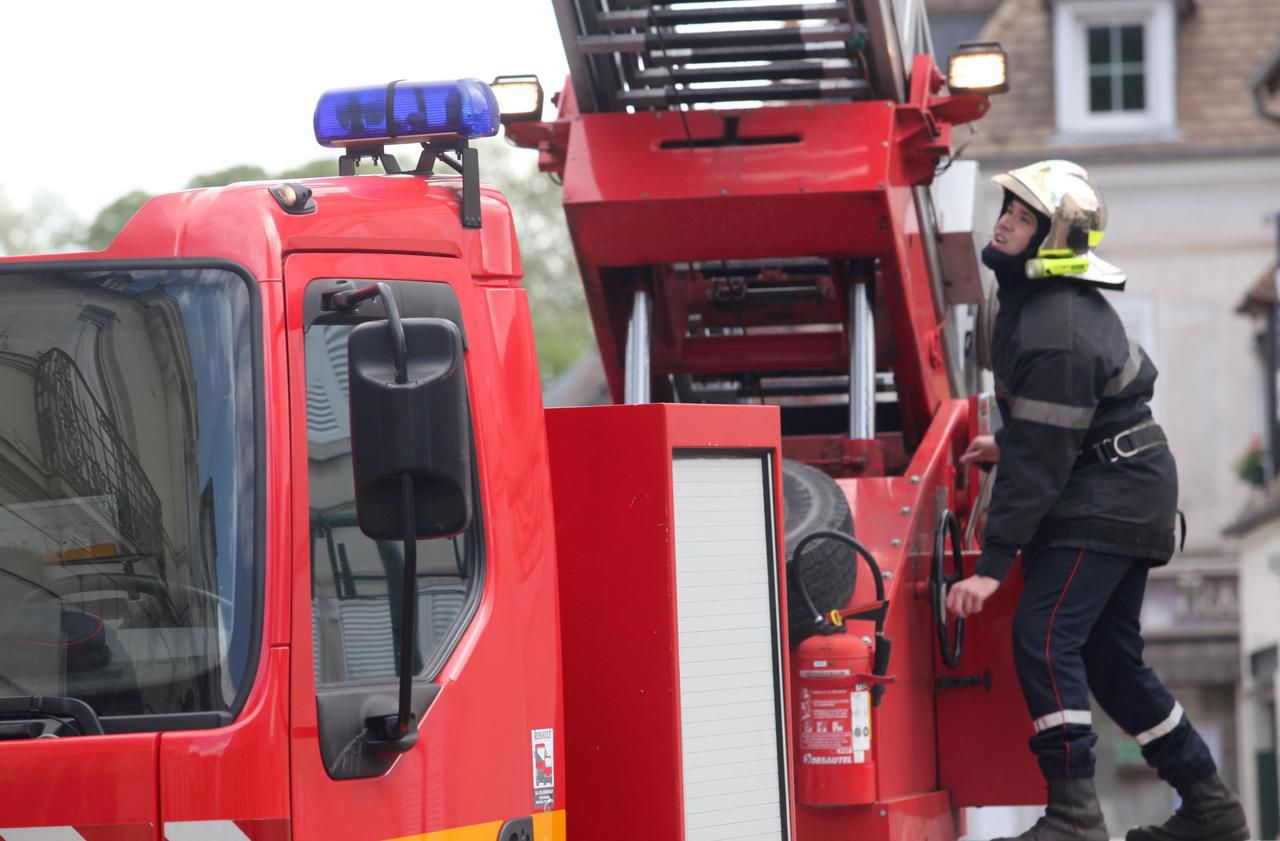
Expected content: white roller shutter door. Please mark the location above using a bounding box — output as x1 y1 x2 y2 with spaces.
673 455 788 841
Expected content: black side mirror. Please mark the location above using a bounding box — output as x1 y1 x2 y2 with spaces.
348 317 472 541
341 282 473 747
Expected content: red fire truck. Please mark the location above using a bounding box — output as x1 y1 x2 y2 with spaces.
0 3 1036 840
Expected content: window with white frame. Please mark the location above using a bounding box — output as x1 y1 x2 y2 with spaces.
1053 0 1178 140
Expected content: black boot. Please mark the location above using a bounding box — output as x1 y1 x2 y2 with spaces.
994 778 1109 841
1124 772 1250 841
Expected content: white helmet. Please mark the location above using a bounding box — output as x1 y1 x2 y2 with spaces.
992 159 1125 290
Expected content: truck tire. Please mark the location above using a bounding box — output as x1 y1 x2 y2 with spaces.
782 459 857 645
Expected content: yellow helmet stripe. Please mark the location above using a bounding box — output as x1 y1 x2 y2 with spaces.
1025 256 1092 280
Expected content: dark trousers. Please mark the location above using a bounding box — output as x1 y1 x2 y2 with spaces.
1012 547 1216 787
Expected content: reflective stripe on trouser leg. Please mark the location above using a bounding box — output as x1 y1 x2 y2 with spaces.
1081 559 1218 788
1134 700 1217 788
1013 548 1128 780
1034 709 1093 733
1134 701 1183 746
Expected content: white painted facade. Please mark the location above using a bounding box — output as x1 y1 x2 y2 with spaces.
1230 515 1280 833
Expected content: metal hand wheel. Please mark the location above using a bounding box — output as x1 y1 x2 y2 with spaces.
930 509 966 669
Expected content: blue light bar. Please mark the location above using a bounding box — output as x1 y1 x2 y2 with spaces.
314 79 500 148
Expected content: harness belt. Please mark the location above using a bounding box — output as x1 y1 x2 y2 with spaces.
1078 420 1167 466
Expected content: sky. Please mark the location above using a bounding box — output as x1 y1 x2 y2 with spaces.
0 0 571 220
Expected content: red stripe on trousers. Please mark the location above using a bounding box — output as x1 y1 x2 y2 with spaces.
1045 549 1087 776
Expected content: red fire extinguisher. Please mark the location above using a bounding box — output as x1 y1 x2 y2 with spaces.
788 530 894 807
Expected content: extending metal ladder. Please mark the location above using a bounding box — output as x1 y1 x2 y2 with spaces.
552 0 895 113
545 0 955 440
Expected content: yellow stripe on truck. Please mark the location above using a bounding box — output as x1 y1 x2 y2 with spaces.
386 810 565 841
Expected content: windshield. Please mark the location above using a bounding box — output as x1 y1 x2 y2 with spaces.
0 265 257 722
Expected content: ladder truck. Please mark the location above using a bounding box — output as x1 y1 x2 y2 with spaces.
505 1 1038 838
0 2 1035 839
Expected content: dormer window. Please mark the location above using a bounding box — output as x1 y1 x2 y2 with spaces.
1054 0 1179 140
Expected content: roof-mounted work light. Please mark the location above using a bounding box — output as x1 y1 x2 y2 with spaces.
313 78 500 148
491 75 544 123
946 42 1009 95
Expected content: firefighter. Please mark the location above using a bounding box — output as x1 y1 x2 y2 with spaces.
946 160 1250 841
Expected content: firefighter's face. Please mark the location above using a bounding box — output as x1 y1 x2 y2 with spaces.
991 198 1039 256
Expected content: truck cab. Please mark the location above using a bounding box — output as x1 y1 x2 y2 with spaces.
0 80 567 840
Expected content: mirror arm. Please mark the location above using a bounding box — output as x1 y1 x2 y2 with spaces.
395 472 417 737
327 282 409 383
333 282 416 743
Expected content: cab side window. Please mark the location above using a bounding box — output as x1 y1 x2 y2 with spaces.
304 281 481 690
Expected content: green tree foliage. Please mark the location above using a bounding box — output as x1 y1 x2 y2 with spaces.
73 141 592 380
472 137 592 381
278 155 416 179
87 190 152 251
0 186 84 256
85 157 419 250
185 165 270 189
86 165 275 250
276 159 338 180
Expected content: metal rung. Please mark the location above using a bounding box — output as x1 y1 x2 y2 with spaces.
598 3 848 29
620 80 869 108
634 59 856 86
693 258 831 277
619 82 867 107
607 0 842 6
721 284 827 304
578 23 854 54
758 377 852 398
644 42 853 66
616 84 860 107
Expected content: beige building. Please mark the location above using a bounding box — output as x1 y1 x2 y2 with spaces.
1221 44 1280 836
1223 491 1280 840
940 0 1280 833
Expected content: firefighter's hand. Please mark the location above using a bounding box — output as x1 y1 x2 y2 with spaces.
959 434 999 468
945 575 1001 619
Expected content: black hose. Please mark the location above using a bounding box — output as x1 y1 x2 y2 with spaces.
790 529 885 635
790 529 893 705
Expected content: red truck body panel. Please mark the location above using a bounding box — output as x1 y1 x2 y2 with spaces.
556 99 951 445
0 177 565 840
547 403 795 841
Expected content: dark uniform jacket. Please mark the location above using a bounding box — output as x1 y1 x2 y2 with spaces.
974 279 1178 581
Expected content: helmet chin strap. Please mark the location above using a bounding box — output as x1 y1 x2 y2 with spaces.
980 243 1023 271
981 243 1038 291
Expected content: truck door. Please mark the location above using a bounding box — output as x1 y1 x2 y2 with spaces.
284 252 541 839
